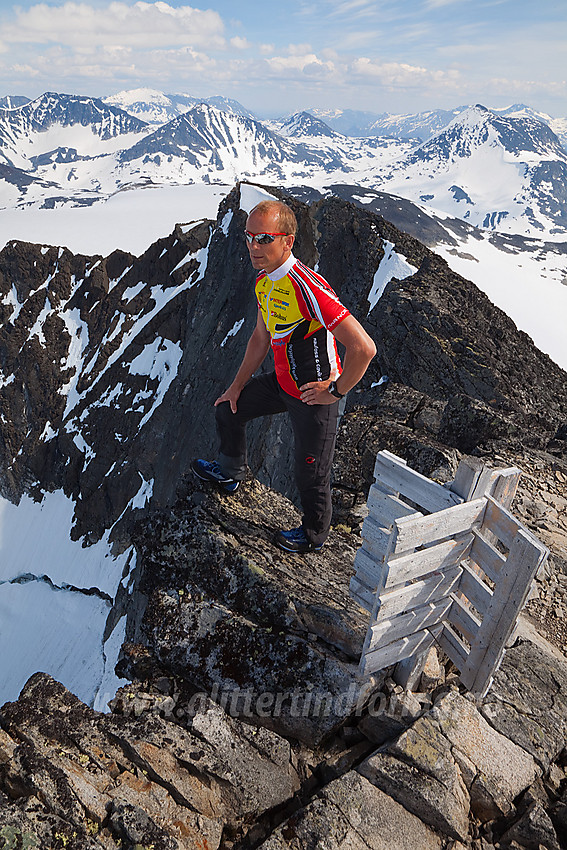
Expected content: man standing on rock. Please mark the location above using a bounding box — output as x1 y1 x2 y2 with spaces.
192 199 376 553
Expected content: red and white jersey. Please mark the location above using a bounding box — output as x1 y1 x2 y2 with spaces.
255 254 350 398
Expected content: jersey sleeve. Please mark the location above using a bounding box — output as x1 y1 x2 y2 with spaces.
290 263 351 331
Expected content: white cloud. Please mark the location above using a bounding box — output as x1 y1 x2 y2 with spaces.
2 2 226 49
351 57 461 89
230 36 250 50
264 53 336 78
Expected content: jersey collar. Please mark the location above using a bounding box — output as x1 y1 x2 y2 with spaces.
265 253 296 282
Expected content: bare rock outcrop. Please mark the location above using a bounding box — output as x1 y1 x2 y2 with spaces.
0 672 300 849
258 770 444 850
133 476 375 745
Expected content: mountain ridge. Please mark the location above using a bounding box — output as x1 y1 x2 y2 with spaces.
1 92 565 241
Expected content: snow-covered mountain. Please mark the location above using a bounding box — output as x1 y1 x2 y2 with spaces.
275 111 340 138
367 107 468 141
0 92 151 206
0 92 149 167
307 106 468 140
371 105 567 238
494 104 567 149
1 92 566 242
0 95 410 208
103 88 255 125
306 107 384 137
308 105 471 139
309 102 567 149
0 95 31 110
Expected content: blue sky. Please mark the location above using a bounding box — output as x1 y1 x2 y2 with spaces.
0 0 565 117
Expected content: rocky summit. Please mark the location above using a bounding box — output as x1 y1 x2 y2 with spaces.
0 182 567 848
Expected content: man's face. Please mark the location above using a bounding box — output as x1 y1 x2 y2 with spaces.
245 209 295 275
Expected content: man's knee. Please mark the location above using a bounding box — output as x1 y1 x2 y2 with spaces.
215 400 235 428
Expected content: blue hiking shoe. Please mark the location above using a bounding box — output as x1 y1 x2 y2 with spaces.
274 526 323 554
191 459 240 493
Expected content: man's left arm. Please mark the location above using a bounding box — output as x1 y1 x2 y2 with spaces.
299 315 377 405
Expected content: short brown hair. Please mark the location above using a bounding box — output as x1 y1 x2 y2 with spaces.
250 200 297 236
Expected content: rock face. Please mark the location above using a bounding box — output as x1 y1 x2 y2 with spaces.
481 639 567 771
259 770 444 850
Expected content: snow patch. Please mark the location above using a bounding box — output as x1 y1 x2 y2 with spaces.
2 285 23 323
220 209 233 235
93 615 129 713
239 183 278 213
0 579 111 708
130 474 154 510
221 318 244 347
368 241 418 312
128 337 183 428
121 281 146 302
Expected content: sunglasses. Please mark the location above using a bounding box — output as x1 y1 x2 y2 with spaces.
245 230 288 245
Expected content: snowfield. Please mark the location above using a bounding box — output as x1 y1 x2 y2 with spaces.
0 489 134 707
0 183 230 256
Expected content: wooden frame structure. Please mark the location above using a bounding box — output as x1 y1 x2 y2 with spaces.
351 451 549 697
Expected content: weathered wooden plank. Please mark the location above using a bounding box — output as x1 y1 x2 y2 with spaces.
458 562 493 615
371 451 406 499
372 480 400 497
360 515 393 561
470 529 507 583
392 498 486 554
367 486 422 527
383 535 473 588
366 597 452 651
349 575 374 613
483 497 522 549
447 594 482 644
374 452 463 514
461 529 549 694
359 624 442 676
491 468 521 510
353 546 386 591
469 467 522 548
436 622 470 672
467 466 521 505
449 457 484 499
376 564 462 620
380 449 408 466
470 467 502 501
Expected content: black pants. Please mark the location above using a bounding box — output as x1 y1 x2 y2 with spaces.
216 372 339 546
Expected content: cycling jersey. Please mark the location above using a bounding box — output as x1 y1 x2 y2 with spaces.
255 254 350 399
